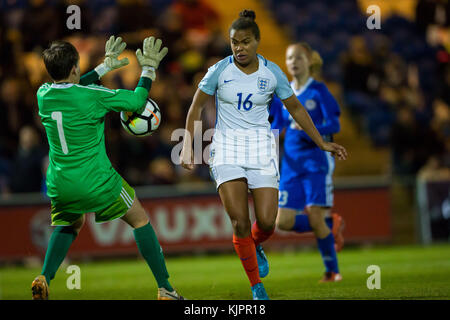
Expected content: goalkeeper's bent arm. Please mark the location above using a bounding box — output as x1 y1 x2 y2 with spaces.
96 75 152 113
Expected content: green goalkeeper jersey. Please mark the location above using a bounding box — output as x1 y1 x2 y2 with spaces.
37 77 149 214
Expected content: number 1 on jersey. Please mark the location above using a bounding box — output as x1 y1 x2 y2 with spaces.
51 111 69 155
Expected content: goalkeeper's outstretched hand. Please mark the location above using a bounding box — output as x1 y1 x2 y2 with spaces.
104 35 129 70
136 36 168 81
95 35 129 77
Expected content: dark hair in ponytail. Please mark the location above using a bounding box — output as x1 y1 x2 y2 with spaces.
229 10 260 41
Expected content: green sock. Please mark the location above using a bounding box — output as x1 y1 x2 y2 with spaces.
41 226 77 285
133 223 173 291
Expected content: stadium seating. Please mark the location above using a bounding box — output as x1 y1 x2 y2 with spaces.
0 0 446 194
267 0 438 147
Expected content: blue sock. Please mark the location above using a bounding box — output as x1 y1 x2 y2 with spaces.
292 213 312 232
293 215 333 233
316 232 339 273
325 217 333 230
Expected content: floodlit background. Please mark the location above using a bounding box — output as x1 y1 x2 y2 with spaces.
0 0 449 299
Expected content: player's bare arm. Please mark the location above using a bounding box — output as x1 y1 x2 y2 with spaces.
180 88 211 170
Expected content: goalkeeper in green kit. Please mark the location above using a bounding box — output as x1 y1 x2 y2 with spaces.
31 36 185 300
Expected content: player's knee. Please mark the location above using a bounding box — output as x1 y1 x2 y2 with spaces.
121 201 149 229
307 208 326 231
231 218 251 238
129 211 149 229
132 217 150 229
71 215 85 235
308 216 321 231
275 218 287 230
276 209 296 231
257 218 275 232
276 213 292 231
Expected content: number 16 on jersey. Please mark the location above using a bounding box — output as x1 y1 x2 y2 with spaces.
237 93 253 111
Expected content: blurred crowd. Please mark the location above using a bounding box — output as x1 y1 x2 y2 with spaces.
270 0 450 180
1 0 449 198
0 0 231 196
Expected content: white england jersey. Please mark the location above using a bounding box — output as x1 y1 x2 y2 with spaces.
199 54 294 167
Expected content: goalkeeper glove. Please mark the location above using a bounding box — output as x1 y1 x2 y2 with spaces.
136 36 168 81
95 35 130 77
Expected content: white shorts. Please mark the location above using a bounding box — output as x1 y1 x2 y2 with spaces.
209 161 280 190
208 132 279 189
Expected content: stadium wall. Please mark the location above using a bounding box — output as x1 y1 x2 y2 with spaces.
0 178 391 263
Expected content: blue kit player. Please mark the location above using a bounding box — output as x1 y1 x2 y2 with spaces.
272 43 345 282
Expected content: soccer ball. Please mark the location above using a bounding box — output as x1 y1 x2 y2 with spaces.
120 98 161 137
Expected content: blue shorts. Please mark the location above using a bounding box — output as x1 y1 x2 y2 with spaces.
278 172 334 210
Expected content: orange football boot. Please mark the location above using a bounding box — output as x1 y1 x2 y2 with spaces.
331 213 345 252
319 271 343 283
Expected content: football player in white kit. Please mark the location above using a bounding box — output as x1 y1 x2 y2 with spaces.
180 10 347 300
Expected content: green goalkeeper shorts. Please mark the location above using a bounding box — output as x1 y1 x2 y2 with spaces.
50 178 136 226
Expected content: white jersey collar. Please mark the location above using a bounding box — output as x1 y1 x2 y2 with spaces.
291 77 313 96
51 83 74 89
231 55 262 76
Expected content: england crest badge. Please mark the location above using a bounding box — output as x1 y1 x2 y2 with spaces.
257 77 270 92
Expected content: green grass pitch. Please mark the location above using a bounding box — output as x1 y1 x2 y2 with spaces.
1 244 449 300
